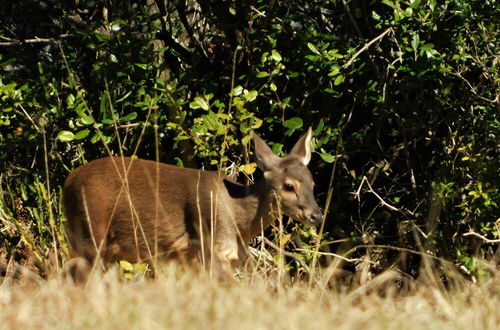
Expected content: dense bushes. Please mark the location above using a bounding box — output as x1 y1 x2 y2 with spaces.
1 0 498 280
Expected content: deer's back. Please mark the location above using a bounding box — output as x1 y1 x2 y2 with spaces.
63 156 228 263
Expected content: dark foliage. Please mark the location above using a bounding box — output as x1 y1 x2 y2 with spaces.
1 0 498 281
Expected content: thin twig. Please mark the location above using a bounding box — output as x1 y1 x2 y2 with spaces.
17 105 40 130
0 34 71 46
353 176 402 213
451 72 499 104
250 6 266 17
343 28 393 69
296 248 376 265
352 244 454 265
463 231 500 244
411 221 429 239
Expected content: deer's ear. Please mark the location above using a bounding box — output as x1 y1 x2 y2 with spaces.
289 127 313 166
252 131 280 172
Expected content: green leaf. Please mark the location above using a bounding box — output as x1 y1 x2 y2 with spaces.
231 85 243 96
121 112 138 122
241 135 252 145
328 65 340 77
251 117 263 129
74 129 90 140
203 110 219 130
134 63 148 69
110 53 118 63
0 57 16 67
382 0 396 9
57 131 75 142
67 94 75 106
90 133 100 144
334 75 345 86
270 50 282 62
411 34 420 52
314 120 325 135
241 163 257 175
320 152 336 163
420 43 434 51
409 0 421 9
338 113 347 127
307 42 321 55
272 143 283 156
243 90 258 102
284 117 303 130
94 32 109 42
99 94 109 116
189 96 210 110
20 184 28 201
420 43 438 58
119 260 134 272
80 116 94 125
217 112 230 120
116 91 132 103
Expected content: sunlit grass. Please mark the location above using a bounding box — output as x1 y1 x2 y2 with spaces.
0 263 498 330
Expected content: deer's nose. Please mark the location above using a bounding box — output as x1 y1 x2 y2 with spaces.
309 211 323 225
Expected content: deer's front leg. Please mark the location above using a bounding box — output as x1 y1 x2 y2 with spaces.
215 238 240 279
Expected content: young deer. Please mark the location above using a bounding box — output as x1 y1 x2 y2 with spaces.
63 128 322 276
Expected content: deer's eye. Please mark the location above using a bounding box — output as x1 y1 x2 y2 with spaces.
283 183 295 192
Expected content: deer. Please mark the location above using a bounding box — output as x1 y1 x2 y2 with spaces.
63 127 322 278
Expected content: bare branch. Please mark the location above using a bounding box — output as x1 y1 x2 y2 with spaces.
343 28 393 69
296 248 377 265
451 72 499 104
250 6 266 17
353 176 407 213
0 34 71 46
463 231 500 244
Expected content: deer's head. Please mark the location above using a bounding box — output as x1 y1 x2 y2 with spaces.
253 127 323 226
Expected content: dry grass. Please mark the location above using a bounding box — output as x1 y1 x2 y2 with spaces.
0 264 498 330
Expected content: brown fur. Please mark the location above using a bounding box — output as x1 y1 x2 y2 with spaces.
63 128 322 276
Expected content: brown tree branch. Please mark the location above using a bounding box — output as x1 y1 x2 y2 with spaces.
451 72 499 104
463 231 500 244
343 28 393 69
0 34 71 46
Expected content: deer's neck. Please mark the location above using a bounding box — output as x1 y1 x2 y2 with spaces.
224 178 278 241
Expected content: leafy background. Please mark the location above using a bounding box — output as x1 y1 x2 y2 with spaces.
0 0 498 281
